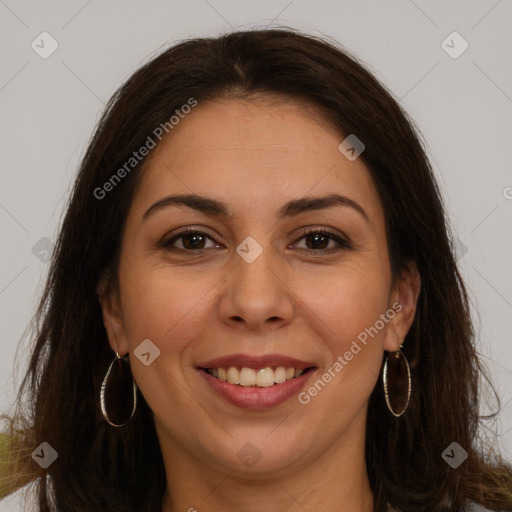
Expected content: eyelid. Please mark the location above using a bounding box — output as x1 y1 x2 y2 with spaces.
161 226 221 247
301 225 345 237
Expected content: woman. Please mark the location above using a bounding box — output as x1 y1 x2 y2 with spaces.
1 28 511 512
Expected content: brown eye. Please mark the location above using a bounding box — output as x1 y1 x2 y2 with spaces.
163 229 220 251
294 229 351 253
161 227 350 254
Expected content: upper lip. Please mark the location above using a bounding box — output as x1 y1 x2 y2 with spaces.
197 353 316 370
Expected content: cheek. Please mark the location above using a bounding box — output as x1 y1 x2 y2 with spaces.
294 256 391 407
120 267 221 350
298 258 391 343
118 267 217 415
296 278 389 419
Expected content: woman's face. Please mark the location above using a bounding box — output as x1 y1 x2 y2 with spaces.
100 97 418 476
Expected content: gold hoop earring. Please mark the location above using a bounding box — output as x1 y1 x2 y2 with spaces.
382 346 411 418
100 352 137 427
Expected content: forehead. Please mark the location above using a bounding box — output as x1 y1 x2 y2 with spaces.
130 97 383 226
146 97 342 169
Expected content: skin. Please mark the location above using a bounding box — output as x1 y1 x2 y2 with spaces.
99 96 421 512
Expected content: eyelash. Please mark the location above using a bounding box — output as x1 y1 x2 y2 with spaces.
161 226 352 254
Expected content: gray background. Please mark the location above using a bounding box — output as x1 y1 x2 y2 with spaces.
1 0 511 458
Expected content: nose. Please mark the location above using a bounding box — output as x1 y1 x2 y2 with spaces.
218 244 295 333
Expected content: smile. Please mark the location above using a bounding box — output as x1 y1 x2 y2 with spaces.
197 354 317 408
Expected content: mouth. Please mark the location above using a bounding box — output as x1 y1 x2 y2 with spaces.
196 354 317 409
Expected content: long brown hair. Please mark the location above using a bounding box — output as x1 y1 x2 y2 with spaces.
3 28 512 512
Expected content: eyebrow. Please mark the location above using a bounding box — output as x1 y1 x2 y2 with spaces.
142 193 370 224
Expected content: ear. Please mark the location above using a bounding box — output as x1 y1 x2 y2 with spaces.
383 261 421 352
96 273 129 356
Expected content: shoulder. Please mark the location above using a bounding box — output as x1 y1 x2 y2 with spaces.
0 481 38 512
463 503 506 512
466 504 507 512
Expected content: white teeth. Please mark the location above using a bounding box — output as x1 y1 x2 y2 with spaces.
256 368 274 387
227 367 240 385
239 368 256 387
207 366 307 387
274 366 287 383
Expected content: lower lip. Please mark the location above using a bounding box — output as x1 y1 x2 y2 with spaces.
198 368 316 409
